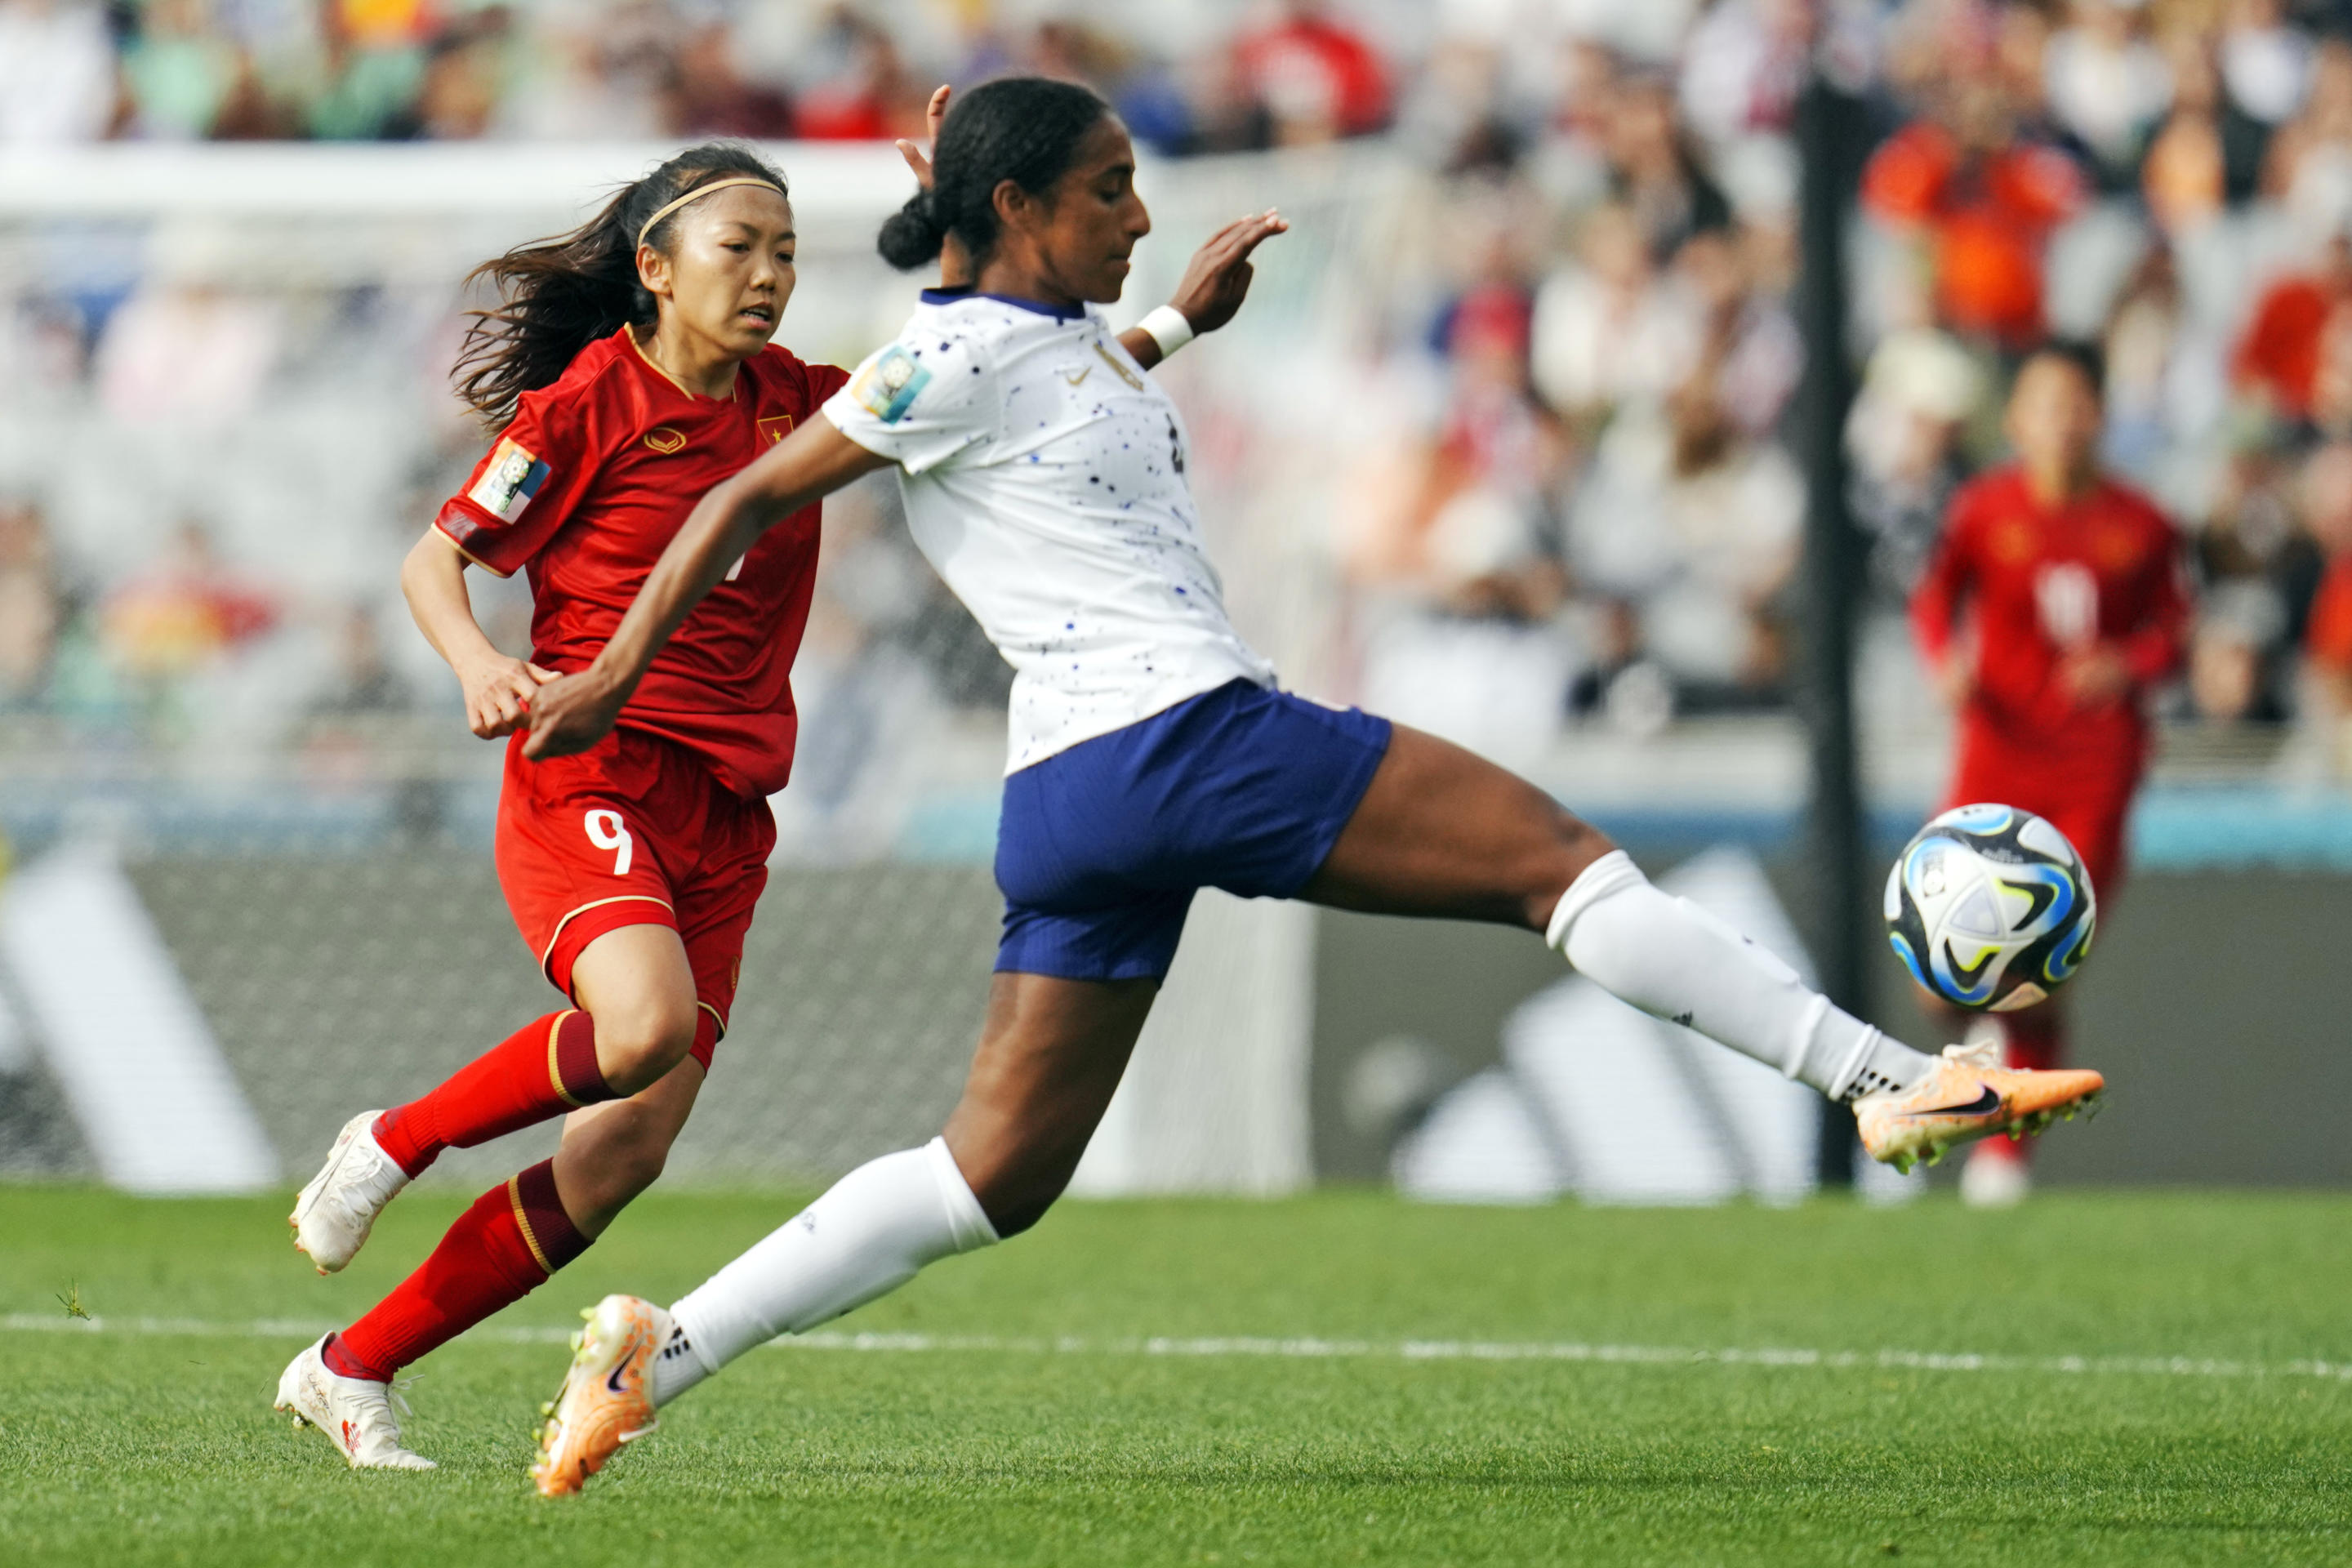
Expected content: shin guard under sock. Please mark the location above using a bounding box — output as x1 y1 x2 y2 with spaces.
655 1138 996 1405
374 1011 612 1178
1548 850 1935 1100
336 1158 591 1378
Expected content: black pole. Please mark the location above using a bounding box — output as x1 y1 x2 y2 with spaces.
1794 73 1869 1189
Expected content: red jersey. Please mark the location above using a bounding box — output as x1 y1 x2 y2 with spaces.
1911 467 2189 764
436 328 849 797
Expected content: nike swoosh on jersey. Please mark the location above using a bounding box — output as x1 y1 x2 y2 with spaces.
1904 1086 2002 1120
1061 367 1091 385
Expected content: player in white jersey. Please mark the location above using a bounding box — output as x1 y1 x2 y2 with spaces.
514 78 2109 1494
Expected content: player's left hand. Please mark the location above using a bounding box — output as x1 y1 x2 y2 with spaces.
2058 646 2132 706
1168 210 1290 337
520 666 626 761
895 85 973 288
893 85 952 190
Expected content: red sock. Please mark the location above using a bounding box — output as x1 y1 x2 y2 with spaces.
335 1159 590 1379
373 1011 610 1178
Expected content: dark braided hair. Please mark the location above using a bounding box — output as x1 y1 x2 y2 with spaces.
453 143 788 423
877 77 1110 272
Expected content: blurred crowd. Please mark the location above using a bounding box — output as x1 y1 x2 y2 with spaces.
0 0 1393 150
12 0 2352 784
1316 0 2352 771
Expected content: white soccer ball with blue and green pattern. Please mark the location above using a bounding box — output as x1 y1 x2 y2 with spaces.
1883 804 2097 1013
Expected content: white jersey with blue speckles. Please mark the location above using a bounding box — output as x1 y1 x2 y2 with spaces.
822 288 1276 773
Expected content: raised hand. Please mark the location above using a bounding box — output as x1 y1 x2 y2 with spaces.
893 85 954 190
893 85 972 287
1167 210 1289 337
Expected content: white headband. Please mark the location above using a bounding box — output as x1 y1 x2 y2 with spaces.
635 176 786 250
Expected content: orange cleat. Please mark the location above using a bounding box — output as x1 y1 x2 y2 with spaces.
1854 1041 2103 1175
531 1294 666 1497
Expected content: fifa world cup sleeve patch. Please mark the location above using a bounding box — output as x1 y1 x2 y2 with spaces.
849 345 933 425
468 436 552 523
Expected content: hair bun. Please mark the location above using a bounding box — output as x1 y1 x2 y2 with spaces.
877 188 948 271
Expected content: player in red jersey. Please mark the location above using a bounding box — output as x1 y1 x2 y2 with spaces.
268 143 843 1468
1910 341 2190 1206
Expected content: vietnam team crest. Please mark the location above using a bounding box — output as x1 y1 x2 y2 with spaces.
469 436 549 522
851 345 931 425
759 414 795 446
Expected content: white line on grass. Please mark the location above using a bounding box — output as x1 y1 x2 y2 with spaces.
9 1312 2350 1384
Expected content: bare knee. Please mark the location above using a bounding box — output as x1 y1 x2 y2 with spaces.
589 996 700 1098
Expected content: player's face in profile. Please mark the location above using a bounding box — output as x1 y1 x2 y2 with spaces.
1031 116 1152 305
2005 356 2101 482
642 185 797 361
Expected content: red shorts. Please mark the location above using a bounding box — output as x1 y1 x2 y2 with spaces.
496 727 775 1070
1946 725 2138 900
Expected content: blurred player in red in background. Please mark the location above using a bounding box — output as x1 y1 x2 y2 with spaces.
1911 341 2190 1207
267 140 849 1470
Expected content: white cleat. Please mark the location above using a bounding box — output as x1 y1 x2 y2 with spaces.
274 1336 435 1471
289 1110 410 1274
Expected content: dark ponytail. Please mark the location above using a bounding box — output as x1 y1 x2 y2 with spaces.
877 77 1110 272
453 142 788 423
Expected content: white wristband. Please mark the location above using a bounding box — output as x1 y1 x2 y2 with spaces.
1137 305 1196 360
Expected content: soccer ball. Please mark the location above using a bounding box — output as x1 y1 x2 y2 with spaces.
1883 804 2097 1012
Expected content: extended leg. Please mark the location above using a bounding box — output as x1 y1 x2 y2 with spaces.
648 973 1156 1405
331 1058 704 1381
375 924 704 1174
290 925 705 1275
1304 724 1936 1100
280 1053 705 1469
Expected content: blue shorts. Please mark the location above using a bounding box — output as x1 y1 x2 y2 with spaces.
994 680 1393 982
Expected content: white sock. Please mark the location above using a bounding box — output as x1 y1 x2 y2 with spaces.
651 1137 997 1406
1547 850 1934 1101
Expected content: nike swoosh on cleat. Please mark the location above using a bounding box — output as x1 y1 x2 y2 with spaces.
606 1364 630 1396
1905 1086 2002 1120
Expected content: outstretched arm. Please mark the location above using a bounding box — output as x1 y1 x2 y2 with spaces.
522 418 889 759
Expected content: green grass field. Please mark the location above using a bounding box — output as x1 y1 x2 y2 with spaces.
2 1185 2347 1567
